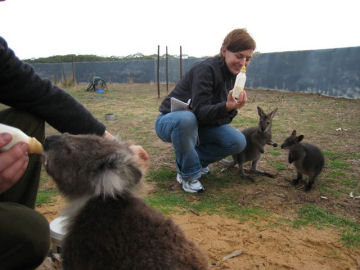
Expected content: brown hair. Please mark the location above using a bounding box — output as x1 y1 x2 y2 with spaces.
219 28 256 55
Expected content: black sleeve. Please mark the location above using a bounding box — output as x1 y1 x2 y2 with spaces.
0 37 106 136
191 64 236 126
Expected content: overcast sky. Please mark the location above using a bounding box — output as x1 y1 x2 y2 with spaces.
1 0 359 59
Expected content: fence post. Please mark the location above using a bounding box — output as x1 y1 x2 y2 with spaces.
157 45 160 99
180 46 183 80
72 55 76 84
166 46 169 93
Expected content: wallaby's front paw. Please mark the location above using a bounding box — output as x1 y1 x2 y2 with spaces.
272 143 278 147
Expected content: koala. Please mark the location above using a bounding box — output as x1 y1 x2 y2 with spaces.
43 133 208 270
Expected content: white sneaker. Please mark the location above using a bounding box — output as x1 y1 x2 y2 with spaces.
182 179 205 193
176 173 183 184
200 166 210 175
177 167 209 185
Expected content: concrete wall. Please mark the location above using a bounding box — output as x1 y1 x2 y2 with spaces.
29 46 360 98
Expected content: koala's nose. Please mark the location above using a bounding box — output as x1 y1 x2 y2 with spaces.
43 134 61 150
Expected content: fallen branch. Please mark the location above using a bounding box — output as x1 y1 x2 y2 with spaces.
189 208 200 216
222 250 243 261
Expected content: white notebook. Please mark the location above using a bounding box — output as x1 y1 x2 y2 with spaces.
170 97 191 112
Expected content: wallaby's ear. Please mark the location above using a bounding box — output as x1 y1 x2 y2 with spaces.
257 106 265 117
269 108 278 119
291 130 297 136
297 135 304 142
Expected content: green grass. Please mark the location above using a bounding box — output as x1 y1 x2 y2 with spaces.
145 190 270 221
328 160 351 170
293 204 360 247
146 166 270 220
269 161 287 171
36 189 58 206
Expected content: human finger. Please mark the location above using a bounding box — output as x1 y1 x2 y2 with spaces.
0 142 29 171
0 133 12 148
0 154 29 193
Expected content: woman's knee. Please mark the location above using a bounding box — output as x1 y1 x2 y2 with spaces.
156 111 197 141
176 111 197 133
18 211 50 268
0 204 50 269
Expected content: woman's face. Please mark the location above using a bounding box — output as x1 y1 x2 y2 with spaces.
222 49 253 75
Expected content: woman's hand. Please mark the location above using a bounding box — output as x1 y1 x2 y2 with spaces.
0 133 29 194
226 90 247 111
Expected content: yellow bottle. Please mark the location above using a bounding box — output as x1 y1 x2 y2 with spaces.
232 66 246 100
0 123 43 154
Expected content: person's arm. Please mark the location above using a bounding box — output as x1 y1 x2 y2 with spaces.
190 64 237 125
0 37 106 136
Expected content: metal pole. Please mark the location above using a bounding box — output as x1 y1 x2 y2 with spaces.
72 55 75 84
157 45 160 99
166 46 169 93
180 46 183 80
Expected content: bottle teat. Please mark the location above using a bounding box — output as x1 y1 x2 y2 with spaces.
241 66 246 73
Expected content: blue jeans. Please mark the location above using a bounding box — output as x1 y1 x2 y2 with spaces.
155 111 246 182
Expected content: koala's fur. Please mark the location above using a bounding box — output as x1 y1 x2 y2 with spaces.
43 134 208 270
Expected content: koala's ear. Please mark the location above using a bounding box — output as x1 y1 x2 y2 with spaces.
127 163 143 184
104 151 143 182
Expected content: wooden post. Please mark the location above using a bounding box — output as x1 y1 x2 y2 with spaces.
72 55 75 84
157 45 160 99
166 46 169 93
180 46 183 80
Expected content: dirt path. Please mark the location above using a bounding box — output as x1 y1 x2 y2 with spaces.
36 196 360 270
172 213 359 270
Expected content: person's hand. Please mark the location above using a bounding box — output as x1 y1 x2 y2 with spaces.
103 130 115 140
226 90 247 111
0 133 29 194
129 144 150 174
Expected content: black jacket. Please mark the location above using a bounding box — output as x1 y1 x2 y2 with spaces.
0 36 105 136
159 56 237 127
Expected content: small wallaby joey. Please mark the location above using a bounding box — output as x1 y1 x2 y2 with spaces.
281 130 324 191
229 106 278 181
43 133 208 270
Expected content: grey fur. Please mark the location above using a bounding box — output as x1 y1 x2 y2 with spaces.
281 130 325 191
43 133 208 270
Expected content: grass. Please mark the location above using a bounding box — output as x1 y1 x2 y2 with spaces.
293 204 360 247
36 189 58 205
32 83 360 247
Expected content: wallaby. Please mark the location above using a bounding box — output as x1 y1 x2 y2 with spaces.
43 133 208 270
223 106 278 181
281 130 324 191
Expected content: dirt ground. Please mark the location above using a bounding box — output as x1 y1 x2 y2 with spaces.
36 193 360 270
